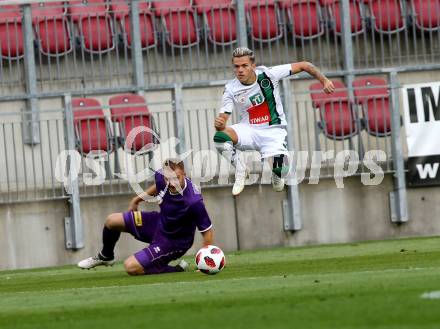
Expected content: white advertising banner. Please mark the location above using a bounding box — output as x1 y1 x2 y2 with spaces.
402 81 440 186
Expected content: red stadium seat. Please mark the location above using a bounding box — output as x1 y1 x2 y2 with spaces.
319 0 364 35
362 0 406 33
410 0 440 31
310 80 358 139
72 98 112 155
152 0 199 47
31 2 72 56
109 94 158 154
194 0 236 45
69 0 115 53
353 77 391 136
245 0 282 42
278 0 324 39
0 3 24 59
110 0 156 49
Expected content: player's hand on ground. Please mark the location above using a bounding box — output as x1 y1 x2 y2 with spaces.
214 116 226 131
323 79 335 94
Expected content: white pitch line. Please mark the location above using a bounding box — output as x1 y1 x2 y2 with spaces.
7 275 287 295
420 291 440 300
2 266 439 296
0 265 434 281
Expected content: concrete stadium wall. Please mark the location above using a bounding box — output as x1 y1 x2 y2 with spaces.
2 174 440 270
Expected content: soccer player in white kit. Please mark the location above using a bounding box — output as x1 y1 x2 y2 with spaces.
213 47 335 195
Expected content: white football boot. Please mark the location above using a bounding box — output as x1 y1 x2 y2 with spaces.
272 173 285 192
78 254 115 269
176 259 189 272
232 162 247 196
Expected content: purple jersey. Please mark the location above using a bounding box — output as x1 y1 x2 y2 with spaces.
154 170 212 246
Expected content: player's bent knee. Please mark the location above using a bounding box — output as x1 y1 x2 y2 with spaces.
214 129 238 144
213 130 233 143
105 213 124 230
124 256 144 276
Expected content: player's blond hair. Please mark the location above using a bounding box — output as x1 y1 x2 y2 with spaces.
163 158 185 171
232 47 255 63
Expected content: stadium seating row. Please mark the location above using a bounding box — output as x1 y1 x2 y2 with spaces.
310 76 391 140
72 94 157 155
71 76 390 157
0 0 439 59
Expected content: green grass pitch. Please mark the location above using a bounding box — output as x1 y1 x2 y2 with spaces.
1 236 440 329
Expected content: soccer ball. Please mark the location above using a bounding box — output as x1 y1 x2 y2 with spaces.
195 245 225 275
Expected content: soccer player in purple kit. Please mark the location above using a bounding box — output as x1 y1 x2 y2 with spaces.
78 159 214 275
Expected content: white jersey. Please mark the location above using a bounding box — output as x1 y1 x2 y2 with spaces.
219 64 292 128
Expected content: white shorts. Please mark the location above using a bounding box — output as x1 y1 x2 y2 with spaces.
230 123 288 159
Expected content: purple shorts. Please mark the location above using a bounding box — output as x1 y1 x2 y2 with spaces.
123 211 188 274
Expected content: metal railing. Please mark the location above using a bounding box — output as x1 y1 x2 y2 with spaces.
67 94 176 198
288 88 395 180
0 108 68 203
0 78 404 204
0 95 180 203
0 0 439 99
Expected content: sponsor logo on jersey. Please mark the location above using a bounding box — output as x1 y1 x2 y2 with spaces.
260 78 271 89
249 115 270 125
247 102 270 125
249 93 265 106
233 90 248 98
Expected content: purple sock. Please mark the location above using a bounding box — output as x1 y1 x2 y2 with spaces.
100 226 120 260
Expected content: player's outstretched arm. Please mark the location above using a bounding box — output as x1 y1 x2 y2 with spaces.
128 184 157 211
201 228 214 247
291 62 335 94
